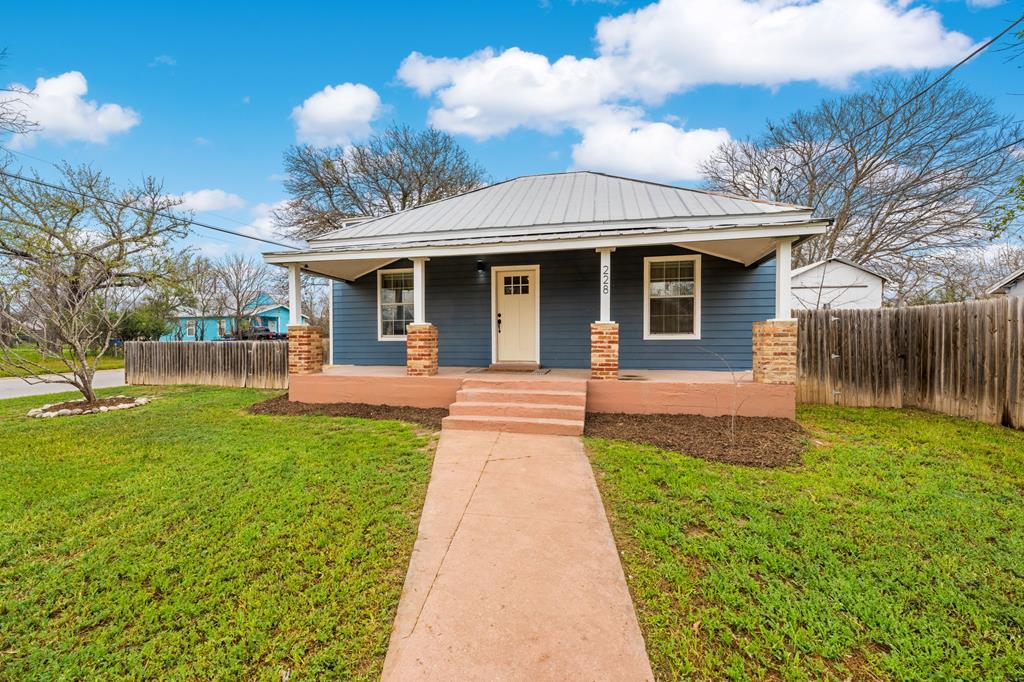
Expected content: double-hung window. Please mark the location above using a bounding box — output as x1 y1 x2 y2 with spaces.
378 269 414 340
185 319 197 337
643 255 701 339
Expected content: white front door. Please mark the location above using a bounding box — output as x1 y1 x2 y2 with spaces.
494 266 539 363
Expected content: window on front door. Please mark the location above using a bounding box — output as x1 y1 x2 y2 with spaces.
644 255 701 339
378 269 414 340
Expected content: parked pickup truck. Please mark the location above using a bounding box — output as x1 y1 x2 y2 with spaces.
235 326 288 340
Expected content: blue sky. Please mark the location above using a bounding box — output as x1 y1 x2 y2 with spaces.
1 0 1021 256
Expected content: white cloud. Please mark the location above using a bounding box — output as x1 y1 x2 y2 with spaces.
5 71 140 148
594 0 976 97
291 82 381 146
965 0 1004 7
149 55 176 67
398 0 976 182
195 240 232 258
572 114 730 182
400 48 621 138
174 189 247 212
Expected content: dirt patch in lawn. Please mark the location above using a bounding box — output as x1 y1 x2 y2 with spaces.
248 394 446 430
585 412 804 467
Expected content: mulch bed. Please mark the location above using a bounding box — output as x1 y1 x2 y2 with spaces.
247 395 447 430
47 396 137 412
30 396 141 418
585 412 805 467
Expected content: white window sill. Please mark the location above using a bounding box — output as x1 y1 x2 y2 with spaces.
378 335 408 342
643 333 701 341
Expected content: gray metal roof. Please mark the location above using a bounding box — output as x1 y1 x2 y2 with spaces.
310 171 811 244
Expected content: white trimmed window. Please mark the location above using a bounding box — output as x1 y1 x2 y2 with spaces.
217 320 227 337
186 319 196 337
643 255 701 340
378 268 414 340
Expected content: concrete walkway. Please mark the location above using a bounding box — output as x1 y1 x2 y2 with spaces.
383 429 654 681
0 369 125 400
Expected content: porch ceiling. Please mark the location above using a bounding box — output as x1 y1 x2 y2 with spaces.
297 257 398 281
675 237 777 266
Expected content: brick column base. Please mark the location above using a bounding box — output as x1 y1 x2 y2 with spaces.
288 325 323 376
590 322 619 380
406 323 438 376
752 320 797 384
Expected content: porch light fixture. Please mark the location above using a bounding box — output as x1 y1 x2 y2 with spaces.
476 258 486 273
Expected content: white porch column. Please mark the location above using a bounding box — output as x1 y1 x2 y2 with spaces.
773 238 795 321
287 263 302 323
411 257 428 324
597 247 615 323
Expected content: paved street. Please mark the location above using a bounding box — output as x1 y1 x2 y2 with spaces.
0 369 126 400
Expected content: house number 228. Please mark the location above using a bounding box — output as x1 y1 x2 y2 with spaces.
601 264 610 294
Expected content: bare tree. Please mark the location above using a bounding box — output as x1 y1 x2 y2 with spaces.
216 254 271 338
269 268 330 333
0 48 37 137
701 76 1023 304
178 253 223 340
0 163 190 401
274 124 488 240
913 243 1024 303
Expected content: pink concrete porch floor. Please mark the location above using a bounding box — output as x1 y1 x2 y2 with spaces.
382 429 654 681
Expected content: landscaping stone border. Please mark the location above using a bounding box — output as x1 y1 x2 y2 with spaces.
27 395 151 418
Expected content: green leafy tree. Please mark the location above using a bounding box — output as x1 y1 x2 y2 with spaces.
117 299 174 340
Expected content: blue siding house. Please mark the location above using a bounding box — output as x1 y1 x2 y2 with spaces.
264 172 829 390
161 293 305 341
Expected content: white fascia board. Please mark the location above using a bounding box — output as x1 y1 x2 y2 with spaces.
264 221 829 265
305 210 815 249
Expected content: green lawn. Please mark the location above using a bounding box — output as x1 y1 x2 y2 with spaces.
0 344 124 377
0 386 433 680
589 406 1024 681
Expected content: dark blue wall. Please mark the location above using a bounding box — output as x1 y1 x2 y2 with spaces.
331 246 776 370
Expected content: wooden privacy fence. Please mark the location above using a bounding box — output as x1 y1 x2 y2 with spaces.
125 341 289 389
797 298 1024 429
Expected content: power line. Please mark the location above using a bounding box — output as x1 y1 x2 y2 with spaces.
771 12 1024 208
0 166 300 250
1 143 268 232
847 13 1024 147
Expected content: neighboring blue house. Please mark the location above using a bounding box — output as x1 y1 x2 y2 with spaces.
161 293 306 341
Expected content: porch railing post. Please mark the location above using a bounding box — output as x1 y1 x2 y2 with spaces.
408 257 437 376
773 238 795 321
592 248 619 380
287 264 302 324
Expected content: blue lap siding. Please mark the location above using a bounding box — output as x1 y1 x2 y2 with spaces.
331 246 776 370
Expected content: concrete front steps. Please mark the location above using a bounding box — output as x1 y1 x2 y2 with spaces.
441 377 587 435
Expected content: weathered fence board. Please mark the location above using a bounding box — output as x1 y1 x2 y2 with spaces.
125 341 288 389
797 298 1024 429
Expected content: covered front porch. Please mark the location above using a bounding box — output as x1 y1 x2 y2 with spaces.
271 235 813 420
264 173 829 420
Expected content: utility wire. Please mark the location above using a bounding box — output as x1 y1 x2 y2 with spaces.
846 13 1024 147
1 143 280 233
770 12 1024 209
0 166 300 250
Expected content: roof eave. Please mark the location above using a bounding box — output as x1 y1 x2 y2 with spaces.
264 219 830 266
